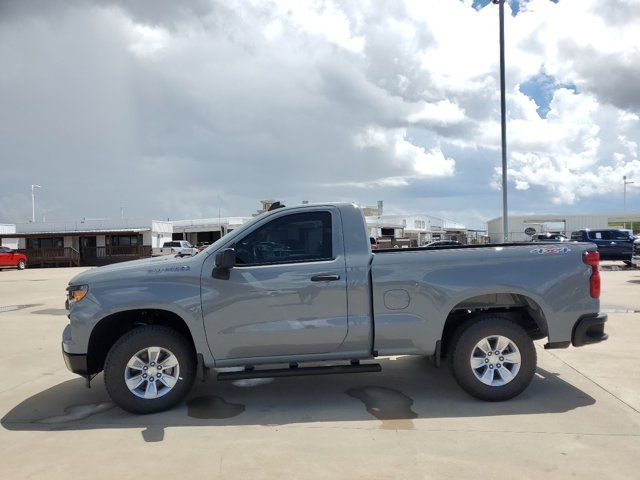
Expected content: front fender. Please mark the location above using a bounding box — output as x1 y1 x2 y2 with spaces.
65 278 213 365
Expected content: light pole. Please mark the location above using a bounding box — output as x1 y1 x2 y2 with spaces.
624 176 634 213
493 0 509 242
31 184 42 222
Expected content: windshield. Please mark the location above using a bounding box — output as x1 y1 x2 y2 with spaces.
200 210 271 254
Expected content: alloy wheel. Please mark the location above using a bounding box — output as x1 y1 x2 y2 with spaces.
469 335 521 387
124 346 180 399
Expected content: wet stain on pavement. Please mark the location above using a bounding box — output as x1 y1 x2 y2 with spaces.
141 426 165 442
35 402 115 424
0 304 43 313
186 395 245 419
32 308 68 316
347 386 418 430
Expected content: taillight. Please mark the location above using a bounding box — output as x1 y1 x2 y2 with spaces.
583 251 600 298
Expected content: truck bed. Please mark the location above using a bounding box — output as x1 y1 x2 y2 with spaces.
370 241 598 356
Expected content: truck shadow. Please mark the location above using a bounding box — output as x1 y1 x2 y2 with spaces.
2 356 594 437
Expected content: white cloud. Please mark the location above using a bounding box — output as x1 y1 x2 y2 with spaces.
498 87 640 204
407 99 466 126
266 0 365 53
0 0 639 222
354 126 455 179
128 24 169 58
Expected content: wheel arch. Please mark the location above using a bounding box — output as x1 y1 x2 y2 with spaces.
86 309 197 375
439 292 549 357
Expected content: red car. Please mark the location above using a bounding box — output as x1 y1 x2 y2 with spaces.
0 247 27 270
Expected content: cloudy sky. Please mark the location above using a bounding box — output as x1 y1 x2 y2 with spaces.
1 0 639 228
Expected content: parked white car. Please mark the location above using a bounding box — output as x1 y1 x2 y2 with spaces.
153 240 198 257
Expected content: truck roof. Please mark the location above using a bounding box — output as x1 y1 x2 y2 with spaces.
262 202 359 217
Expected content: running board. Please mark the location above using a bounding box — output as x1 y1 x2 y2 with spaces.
217 363 381 381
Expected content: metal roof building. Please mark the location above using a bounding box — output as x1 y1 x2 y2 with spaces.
487 212 640 243
2 218 172 267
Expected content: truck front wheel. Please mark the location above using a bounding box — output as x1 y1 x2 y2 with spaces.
449 316 536 401
103 326 196 414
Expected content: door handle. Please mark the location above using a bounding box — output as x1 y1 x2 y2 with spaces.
310 274 341 282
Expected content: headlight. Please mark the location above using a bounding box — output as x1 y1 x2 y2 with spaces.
66 285 89 305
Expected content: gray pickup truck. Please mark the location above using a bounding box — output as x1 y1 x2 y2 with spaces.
62 203 607 414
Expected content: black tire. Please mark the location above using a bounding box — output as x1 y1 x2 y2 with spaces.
623 261 634 268
449 315 536 401
17 259 26 270
104 325 196 414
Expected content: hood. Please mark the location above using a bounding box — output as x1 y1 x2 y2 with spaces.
69 253 203 286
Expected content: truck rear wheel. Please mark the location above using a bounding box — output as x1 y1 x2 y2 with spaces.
103 326 196 414
449 315 536 401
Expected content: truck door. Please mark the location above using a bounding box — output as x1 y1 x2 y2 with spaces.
604 230 634 259
0 247 10 266
200 208 349 360
590 230 629 259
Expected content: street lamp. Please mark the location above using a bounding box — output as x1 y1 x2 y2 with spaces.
493 0 509 242
31 184 42 223
624 175 634 213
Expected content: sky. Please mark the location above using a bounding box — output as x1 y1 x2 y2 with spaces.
1 0 639 229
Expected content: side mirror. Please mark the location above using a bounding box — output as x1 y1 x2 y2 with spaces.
213 248 235 279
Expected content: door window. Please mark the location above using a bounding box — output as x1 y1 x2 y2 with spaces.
235 211 333 266
608 230 632 240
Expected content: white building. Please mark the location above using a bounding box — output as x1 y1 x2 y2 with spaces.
366 214 467 246
172 216 252 246
487 212 640 243
0 224 18 249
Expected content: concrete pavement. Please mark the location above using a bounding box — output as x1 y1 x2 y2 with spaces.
1 266 639 479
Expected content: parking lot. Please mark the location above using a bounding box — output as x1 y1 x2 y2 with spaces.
0 265 639 479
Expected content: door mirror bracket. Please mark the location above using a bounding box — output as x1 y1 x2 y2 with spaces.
213 248 235 280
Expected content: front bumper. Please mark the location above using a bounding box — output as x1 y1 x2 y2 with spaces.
632 255 640 267
62 343 89 377
572 312 608 347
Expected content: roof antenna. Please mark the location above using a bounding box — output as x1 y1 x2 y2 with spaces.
268 201 285 211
